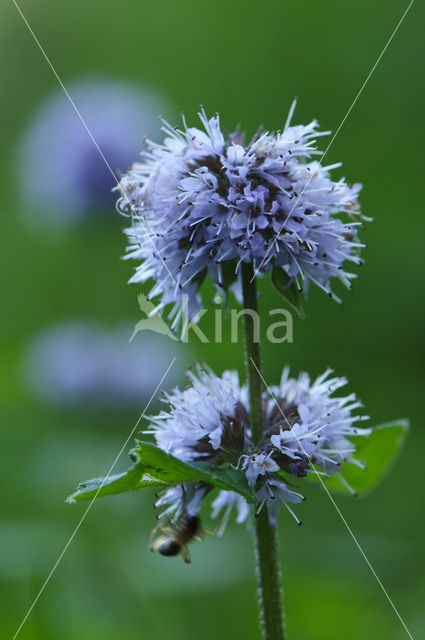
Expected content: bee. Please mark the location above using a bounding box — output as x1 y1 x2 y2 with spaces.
149 514 203 564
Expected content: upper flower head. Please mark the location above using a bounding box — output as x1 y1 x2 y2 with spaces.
117 103 365 323
145 365 370 528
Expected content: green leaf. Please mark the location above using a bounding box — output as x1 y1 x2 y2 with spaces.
324 420 409 496
66 463 165 503
271 266 305 318
67 441 256 504
133 441 256 503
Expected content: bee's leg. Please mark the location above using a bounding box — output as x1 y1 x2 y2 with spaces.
149 525 173 549
200 526 219 537
193 524 219 542
149 521 164 547
180 544 192 564
150 536 169 553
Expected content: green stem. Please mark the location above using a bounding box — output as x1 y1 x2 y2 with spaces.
241 261 285 640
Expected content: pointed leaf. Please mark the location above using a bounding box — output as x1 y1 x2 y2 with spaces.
271 266 305 318
324 420 409 496
67 463 165 503
68 442 256 504
133 441 256 503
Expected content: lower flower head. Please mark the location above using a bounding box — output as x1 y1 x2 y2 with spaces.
146 365 370 528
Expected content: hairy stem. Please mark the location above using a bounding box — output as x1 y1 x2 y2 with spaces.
241 261 285 640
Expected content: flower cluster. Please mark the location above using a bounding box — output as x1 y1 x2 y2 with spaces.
146 365 370 528
117 104 365 324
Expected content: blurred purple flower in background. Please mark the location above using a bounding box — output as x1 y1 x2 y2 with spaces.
18 78 170 226
22 321 188 407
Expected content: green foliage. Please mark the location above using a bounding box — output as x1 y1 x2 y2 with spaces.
324 420 409 496
67 441 256 504
66 464 166 503
271 266 305 318
68 422 408 504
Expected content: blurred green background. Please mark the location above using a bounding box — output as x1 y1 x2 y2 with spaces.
1 0 424 638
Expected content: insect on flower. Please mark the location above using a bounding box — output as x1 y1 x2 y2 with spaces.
149 514 205 563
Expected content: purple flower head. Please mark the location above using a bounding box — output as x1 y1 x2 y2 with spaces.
146 365 370 528
118 103 366 322
18 78 169 227
23 320 189 408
